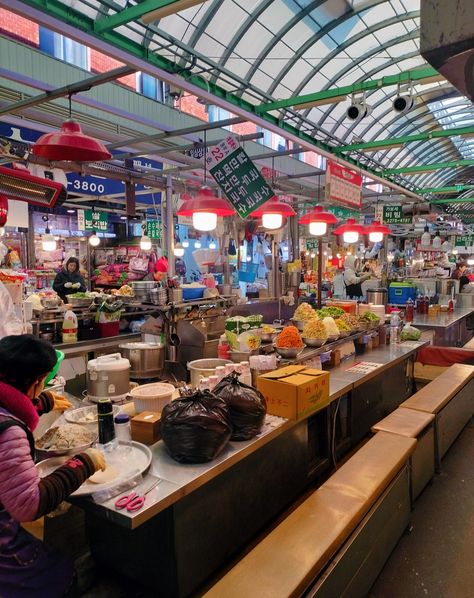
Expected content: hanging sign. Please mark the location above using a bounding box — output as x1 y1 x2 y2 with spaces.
78 210 108 232
454 234 474 248
306 238 319 250
146 220 162 240
382 205 412 224
206 136 275 219
325 162 362 208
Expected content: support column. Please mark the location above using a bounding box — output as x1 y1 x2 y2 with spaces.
317 237 323 309
166 175 175 278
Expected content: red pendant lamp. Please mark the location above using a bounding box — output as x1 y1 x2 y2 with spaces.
332 218 366 244
249 196 296 230
0 194 8 227
32 95 111 162
177 187 235 232
299 205 338 236
365 220 391 243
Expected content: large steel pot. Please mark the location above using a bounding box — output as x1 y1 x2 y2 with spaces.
87 353 130 402
119 342 165 379
366 288 388 307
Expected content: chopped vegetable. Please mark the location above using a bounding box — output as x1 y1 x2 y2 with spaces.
360 311 380 323
316 307 345 319
302 319 328 339
400 324 421 341
340 313 359 329
275 326 304 348
335 318 351 332
322 317 340 337
262 325 276 334
294 302 318 321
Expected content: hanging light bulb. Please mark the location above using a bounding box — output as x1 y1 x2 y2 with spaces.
0 227 5 237
174 243 185 257
249 197 296 230
194 240 202 249
421 225 431 246
209 240 217 249
305 251 310 256
299 205 338 236
432 232 442 250
177 188 235 232
453 248 458 255
365 220 391 243
140 224 152 251
332 218 365 244
310 252 316 259
182 240 190 248
89 231 100 247
41 216 56 251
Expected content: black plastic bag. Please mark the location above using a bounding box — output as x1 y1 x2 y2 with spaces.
160 390 232 463
213 373 267 440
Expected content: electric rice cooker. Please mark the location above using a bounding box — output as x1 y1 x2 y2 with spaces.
87 353 130 402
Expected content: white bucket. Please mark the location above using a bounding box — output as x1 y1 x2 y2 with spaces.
130 382 175 414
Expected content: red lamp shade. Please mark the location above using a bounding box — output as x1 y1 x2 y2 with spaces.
332 218 366 243
249 197 296 230
299 205 338 236
32 119 112 162
365 220 391 243
0 194 8 227
177 187 235 231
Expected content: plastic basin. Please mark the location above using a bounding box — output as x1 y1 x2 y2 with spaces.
182 287 205 300
130 382 175 414
45 350 65 386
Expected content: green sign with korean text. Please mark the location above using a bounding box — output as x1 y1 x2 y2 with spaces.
146 220 162 240
455 234 474 247
206 136 275 219
382 205 412 224
78 210 108 231
306 238 319 250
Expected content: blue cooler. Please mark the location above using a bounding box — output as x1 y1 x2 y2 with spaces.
388 282 416 304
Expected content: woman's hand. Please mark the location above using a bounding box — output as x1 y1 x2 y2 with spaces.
84 448 107 472
51 392 72 411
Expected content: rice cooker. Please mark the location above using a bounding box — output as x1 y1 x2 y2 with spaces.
87 353 130 402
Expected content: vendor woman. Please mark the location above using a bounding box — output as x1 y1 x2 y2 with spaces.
0 334 106 597
343 255 371 299
53 257 86 302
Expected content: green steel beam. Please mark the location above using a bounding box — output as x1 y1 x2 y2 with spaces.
383 159 474 175
6 0 424 200
95 0 184 33
255 67 440 113
420 184 474 195
334 125 474 153
431 197 474 204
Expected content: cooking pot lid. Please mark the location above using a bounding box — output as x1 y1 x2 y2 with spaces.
119 342 164 349
88 352 130 371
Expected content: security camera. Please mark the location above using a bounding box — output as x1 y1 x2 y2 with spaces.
393 94 414 114
346 93 372 121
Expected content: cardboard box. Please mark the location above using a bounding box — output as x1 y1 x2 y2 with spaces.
131 411 161 445
257 365 330 420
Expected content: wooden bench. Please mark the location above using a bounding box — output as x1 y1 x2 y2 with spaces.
463 337 474 350
204 432 416 598
400 363 474 469
372 408 435 502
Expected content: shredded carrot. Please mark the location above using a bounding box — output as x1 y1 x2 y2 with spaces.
275 326 304 348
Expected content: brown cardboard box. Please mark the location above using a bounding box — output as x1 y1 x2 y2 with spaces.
257 365 330 420
131 411 161 445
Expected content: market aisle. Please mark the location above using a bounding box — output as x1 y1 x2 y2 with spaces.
369 417 474 598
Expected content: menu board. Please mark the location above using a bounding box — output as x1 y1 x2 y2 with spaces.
206 136 275 219
325 161 362 208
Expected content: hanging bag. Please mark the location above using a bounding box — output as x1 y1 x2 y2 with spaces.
129 254 149 274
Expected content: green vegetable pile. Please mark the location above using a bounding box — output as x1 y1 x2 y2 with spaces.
335 318 351 332
360 311 380 322
316 307 345 319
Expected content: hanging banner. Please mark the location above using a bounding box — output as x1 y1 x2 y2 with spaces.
382 205 412 224
325 162 362 208
206 136 275 219
78 210 108 232
146 220 162 240
327 205 360 220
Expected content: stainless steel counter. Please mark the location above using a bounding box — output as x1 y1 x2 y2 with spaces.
411 307 474 329
54 332 141 356
78 340 425 531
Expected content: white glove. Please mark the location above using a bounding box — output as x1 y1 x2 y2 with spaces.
64 282 73 289
72 283 81 289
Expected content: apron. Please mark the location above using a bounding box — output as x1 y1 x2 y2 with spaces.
0 415 74 598
345 281 363 299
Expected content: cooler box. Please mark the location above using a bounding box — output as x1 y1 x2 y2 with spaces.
388 282 416 305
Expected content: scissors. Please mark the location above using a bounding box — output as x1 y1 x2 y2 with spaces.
114 478 160 512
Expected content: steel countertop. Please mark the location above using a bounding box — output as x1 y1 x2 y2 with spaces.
410 308 474 329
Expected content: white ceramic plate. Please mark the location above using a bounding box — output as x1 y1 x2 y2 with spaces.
36 441 152 496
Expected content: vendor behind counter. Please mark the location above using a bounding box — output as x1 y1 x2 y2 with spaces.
53 257 86 302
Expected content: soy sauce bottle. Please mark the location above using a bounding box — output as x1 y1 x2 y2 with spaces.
97 399 115 445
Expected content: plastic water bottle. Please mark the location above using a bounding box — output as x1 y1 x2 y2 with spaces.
390 311 400 345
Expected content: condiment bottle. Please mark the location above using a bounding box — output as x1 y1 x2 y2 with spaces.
218 334 231 360
114 413 132 447
62 305 78 343
390 311 401 345
405 298 414 323
97 399 115 445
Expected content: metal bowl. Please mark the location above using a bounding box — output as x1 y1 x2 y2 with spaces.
68 297 93 308
337 330 350 338
291 319 306 332
302 337 327 347
274 345 304 358
326 333 340 342
41 297 61 309
261 327 282 343
35 425 97 457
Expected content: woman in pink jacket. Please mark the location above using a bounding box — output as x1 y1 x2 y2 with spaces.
0 335 105 597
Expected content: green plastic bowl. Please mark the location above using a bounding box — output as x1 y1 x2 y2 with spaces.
45 350 65 385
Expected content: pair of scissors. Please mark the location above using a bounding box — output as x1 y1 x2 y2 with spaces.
114 478 160 512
